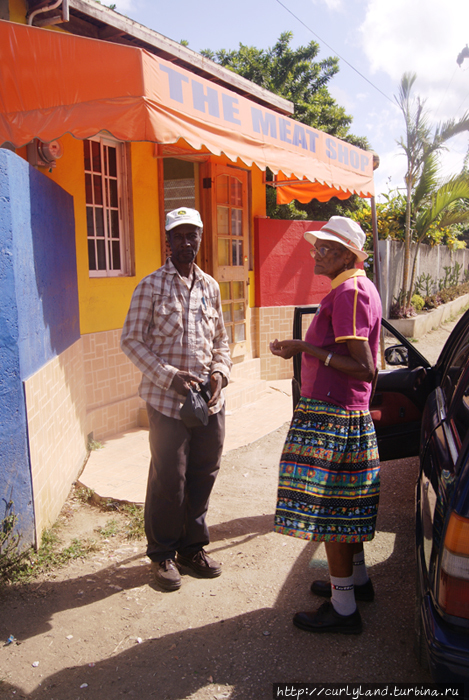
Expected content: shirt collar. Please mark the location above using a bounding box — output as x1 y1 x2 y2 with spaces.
165 257 203 281
331 267 366 290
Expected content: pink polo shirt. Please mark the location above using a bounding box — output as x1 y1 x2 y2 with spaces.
301 269 382 411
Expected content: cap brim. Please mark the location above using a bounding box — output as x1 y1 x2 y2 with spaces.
304 229 368 262
165 220 203 232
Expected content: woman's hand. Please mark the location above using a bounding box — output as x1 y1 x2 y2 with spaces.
269 339 304 359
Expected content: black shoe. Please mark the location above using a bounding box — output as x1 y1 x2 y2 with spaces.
310 578 374 602
177 549 222 578
293 601 362 634
151 559 181 591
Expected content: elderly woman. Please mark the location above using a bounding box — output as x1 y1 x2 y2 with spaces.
270 216 381 635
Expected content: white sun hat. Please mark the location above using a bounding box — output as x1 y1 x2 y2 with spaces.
304 216 368 261
165 207 203 232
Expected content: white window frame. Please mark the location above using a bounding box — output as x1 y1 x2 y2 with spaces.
84 136 133 278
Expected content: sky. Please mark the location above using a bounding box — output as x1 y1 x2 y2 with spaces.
110 0 469 199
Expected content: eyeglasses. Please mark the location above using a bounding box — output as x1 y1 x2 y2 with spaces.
310 246 339 259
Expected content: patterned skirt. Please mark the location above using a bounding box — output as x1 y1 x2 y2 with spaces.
274 397 380 543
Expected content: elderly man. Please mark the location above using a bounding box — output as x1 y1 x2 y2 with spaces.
121 207 232 591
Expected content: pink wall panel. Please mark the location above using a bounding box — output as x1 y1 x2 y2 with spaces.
254 218 330 307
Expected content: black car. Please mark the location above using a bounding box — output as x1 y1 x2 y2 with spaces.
292 305 469 690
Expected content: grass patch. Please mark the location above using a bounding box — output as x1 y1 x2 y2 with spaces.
75 486 95 504
1 525 99 586
98 502 144 541
1 488 144 586
97 518 120 538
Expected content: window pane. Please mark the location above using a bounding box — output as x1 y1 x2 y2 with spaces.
234 302 244 322
232 240 243 266
232 281 244 299
108 146 117 177
218 238 230 266
109 179 118 208
95 208 104 238
88 239 96 270
84 140 91 172
222 303 232 324
217 174 229 204
93 174 103 205
231 209 242 236
96 239 106 270
234 323 246 342
111 240 121 270
110 209 119 238
219 282 230 301
91 140 101 173
231 178 242 207
225 324 233 344
85 173 93 204
86 206 94 236
217 206 229 235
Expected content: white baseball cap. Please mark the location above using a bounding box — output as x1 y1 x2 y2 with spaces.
165 207 203 232
304 216 368 262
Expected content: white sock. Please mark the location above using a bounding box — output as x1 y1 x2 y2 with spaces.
353 551 369 586
330 575 356 616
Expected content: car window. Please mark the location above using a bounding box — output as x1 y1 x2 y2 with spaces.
441 340 469 405
448 362 469 449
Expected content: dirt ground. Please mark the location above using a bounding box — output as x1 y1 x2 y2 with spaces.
0 318 461 700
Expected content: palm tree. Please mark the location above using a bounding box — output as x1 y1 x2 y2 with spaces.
408 175 469 298
395 73 469 312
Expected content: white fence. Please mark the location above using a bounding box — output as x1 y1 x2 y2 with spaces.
377 239 469 318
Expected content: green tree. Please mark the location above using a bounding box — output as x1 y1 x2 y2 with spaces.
395 73 469 313
202 32 369 220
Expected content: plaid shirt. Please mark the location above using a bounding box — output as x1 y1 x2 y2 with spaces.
121 259 232 419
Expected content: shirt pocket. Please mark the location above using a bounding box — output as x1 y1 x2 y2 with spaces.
152 298 183 338
200 305 218 337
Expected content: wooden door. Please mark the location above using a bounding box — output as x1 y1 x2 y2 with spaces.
211 164 249 355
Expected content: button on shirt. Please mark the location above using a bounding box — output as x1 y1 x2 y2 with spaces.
121 259 232 420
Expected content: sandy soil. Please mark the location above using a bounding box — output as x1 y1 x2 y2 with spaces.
0 318 460 700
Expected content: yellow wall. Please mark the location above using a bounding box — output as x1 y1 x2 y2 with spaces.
17 136 161 334
249 164 266 308
9 0 27 23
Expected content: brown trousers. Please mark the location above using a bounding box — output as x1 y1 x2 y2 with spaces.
145 403 225 562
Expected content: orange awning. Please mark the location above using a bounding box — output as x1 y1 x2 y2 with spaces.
0 20 374 202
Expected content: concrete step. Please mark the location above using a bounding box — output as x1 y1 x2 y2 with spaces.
225 376 267 414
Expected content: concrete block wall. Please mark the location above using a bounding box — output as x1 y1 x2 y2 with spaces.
0 149 84 548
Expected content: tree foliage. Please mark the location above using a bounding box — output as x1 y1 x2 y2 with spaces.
394 72 469 313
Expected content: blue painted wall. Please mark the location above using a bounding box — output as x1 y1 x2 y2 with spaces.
0 149 79 549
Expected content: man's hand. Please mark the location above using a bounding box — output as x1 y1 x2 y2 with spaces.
207 372 224 407
171 371 203 396
269 339 303 360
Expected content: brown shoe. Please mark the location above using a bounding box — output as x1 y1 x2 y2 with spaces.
151 559 181 591
177 549 222 578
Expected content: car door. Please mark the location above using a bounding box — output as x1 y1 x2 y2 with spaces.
292 306 469 463
371 318 434 461
374 310 469 462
